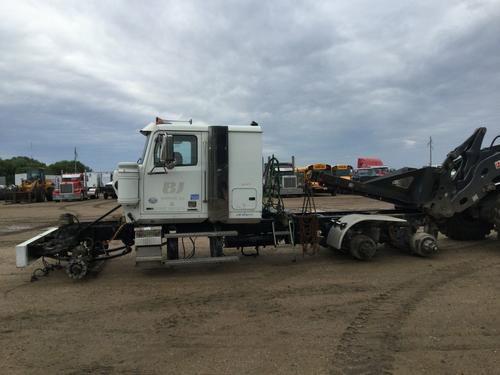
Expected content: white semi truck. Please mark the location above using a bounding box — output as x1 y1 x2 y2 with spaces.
16 118 500 280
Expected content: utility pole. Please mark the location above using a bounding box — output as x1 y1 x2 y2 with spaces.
427 136 433 166
74 147 77 173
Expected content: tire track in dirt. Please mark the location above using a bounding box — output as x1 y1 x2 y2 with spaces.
331 240 500 375
0 223 57 238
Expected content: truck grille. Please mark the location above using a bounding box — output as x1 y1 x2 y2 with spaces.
60 184 73 194
282 176 297 188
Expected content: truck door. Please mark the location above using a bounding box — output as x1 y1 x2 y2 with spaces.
142 131 205 218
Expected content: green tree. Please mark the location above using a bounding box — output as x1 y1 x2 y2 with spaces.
0 157 92 185
0 156 47 185
47 160 92 174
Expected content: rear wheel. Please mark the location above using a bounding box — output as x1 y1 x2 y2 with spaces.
349 234 377 260
442 212 492 241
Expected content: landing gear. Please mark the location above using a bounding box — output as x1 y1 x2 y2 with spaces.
210 236 224 257
167 238 179 260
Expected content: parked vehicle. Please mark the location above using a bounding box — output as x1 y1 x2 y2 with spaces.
85 172 103 199
53 173 87 201
357 157 384 168
305 163 334 194
16 119 498 280
102 181 117 200
265 156 304 196
4 169 54 203
353 166 390 182
331 164 353 180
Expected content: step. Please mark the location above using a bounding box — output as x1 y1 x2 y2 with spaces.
163 231 238 238
136 255 240 268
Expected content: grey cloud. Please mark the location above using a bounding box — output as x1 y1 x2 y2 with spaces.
0 0 499 170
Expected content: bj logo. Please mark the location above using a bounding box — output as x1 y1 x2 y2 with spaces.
495 160 500 170
163 182 184 194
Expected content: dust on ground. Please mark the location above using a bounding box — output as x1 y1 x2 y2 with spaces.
0 196 499 374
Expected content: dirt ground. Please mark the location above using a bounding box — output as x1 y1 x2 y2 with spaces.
0 196 499 374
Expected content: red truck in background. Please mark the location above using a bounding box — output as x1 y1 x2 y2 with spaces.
53 173 88 201
357 157 384 168
354 158 390 182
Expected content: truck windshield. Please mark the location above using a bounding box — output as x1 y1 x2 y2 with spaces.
137 134 150 164
334 169 352 177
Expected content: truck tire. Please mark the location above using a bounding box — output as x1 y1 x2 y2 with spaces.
443 213 492 241
35 187 45 202
349 234 377 260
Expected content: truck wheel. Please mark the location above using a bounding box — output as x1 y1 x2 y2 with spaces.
443 213 492 241
35 187 45 202
349 234 377 260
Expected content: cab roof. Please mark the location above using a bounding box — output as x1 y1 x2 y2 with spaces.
140 122 262 135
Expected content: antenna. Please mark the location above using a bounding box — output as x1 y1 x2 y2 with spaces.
427 136 433 166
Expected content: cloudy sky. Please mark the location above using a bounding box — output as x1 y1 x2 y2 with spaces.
1 0 499 171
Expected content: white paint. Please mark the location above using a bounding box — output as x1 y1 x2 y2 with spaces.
16 227 58 267
326 214 407 250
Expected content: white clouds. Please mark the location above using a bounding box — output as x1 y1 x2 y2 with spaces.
0 0 499 170
403 139 418 148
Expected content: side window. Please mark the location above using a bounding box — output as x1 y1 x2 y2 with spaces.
173 135 197 166
153 133 197 167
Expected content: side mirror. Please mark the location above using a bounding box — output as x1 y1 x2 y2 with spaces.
160 134 175 166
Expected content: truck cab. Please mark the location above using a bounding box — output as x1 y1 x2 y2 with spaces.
53 173 87 201
115 120 263 225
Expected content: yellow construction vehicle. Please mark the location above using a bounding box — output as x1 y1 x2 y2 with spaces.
5 169 54 203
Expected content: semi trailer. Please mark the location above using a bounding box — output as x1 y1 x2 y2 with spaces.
15 118 499 280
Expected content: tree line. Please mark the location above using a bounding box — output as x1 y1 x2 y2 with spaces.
0 156 92 185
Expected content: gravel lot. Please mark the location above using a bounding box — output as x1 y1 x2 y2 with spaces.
0 196 499 374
